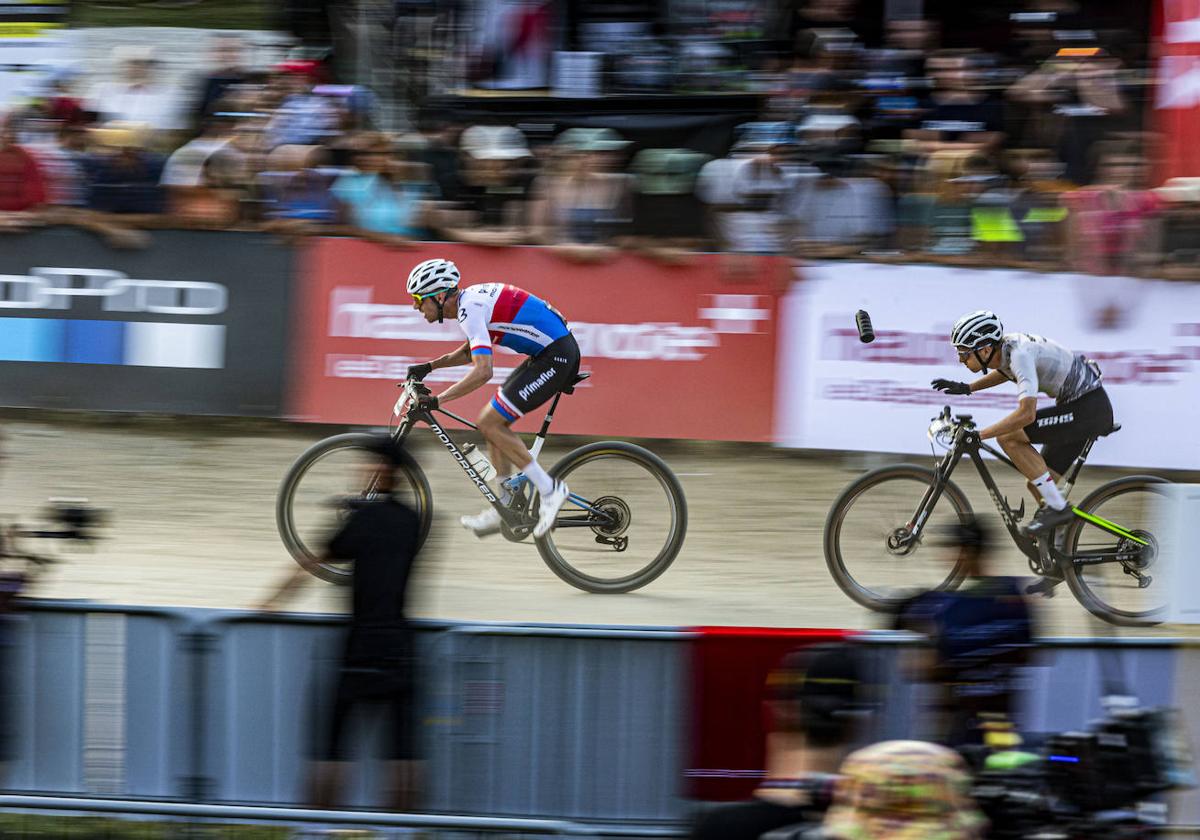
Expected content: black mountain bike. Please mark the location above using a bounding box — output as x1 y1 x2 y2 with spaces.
824 406 1168 626
277 373 688 594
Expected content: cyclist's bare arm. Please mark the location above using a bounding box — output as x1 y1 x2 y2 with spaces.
428 341 472 372
979 396 1038 440
437 352 494 404
969 369 1009 392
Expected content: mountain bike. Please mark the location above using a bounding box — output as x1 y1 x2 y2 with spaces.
277 373 688 594
823 406 1168 626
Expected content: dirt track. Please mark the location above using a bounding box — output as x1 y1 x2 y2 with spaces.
1 412 1194 637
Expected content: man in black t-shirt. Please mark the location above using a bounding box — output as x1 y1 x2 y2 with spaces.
259 434 424 811
690 643 871 840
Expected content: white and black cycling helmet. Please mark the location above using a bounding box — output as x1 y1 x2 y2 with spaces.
950 310 1004 350
407 258 460 299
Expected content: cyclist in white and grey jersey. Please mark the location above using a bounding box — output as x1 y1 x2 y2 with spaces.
994 333 1103 407
931 311 1114 544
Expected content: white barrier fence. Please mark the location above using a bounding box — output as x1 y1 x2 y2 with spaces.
776 263 1200 470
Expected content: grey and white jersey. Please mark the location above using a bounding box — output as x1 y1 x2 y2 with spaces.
996 333 1103 404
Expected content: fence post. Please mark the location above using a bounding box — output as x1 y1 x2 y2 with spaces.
179 628 217 801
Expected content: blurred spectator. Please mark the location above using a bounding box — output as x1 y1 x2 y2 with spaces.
258 435 424 811
691 642 871 840
33 67 88 127
440 124 537 247
820 740 987 840
331 132 437 246
87 46 187 133
162 115 249 227
697 123 799 255
195 35 250 121
29 122 91 208
908 50 1005 154
258 144 339 227
892 517 1034 748
1008 47 1129 185
419 118 465 203
1063 141 1162 276
531 128 633 262
82 122 166 215
788 115 893 255
628 148 711 255
0 111 48 215
264 64 341 149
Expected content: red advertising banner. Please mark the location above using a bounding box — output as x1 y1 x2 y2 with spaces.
687 627 850 801
288 239 783 441
1155 0 1200 180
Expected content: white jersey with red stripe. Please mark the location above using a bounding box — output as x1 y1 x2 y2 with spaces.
456 283 570 359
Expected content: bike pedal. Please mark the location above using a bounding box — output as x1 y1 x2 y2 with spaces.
1025 577 1063 598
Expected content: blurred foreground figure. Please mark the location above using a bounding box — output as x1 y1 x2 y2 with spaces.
894 517 1034 748
260 435 424 811
691 642 870 840
820 740 987 840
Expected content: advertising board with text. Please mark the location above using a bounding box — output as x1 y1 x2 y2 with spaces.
776 262 1200 470
289 240 783 441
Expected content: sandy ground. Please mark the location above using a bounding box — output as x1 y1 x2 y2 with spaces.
1 412 1195 638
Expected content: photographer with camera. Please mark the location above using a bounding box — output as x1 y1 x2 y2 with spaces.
690 641 872 840
258 434 425 811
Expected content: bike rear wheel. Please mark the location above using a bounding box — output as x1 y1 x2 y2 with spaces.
276 432 433 584
1061 475 1168 627
536 442 687 593
824 465 972 612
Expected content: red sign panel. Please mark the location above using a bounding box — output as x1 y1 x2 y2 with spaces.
687 627 850 801
1155 0 1200 180
288 239 782 441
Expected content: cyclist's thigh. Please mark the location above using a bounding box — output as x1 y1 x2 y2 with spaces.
496 336 579 419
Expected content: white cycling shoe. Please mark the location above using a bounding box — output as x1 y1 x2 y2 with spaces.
534 481 569 538
460 506 502 538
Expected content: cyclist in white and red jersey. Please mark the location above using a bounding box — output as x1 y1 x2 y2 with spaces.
404 258 580 539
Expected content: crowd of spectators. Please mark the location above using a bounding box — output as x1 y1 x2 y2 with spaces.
1 25 1198 281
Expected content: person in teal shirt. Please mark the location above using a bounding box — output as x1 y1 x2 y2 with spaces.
332 134 437 244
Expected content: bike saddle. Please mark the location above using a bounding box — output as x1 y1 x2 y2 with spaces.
563 371 591 395
1099 423 1122 437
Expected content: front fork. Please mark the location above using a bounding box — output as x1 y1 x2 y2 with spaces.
896 442 963 550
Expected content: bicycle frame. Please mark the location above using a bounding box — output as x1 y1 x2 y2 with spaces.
915 415 1147 574
390 383 616 540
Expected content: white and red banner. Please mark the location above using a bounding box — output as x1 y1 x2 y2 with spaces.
288 239 785 441
1155 0 1200 180
776 262 1200 470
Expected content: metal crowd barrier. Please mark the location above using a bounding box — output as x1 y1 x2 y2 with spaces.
2 600 1197 826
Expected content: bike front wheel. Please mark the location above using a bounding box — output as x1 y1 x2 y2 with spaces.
536 442 687 594
276 432 433 584
824 465 973 612
1061 475 1169 627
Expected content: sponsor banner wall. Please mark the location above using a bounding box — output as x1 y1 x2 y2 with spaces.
777 262 1200 470
0 228 292 415
289 239 783 441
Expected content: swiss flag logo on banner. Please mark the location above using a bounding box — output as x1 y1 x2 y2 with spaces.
1156 0 1200 178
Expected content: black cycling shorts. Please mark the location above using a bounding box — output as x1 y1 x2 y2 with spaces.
490 334 581 422
1022 387 1114 474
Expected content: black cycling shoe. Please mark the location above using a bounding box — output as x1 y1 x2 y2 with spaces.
1022 505 1075 538
1025 576 1063 598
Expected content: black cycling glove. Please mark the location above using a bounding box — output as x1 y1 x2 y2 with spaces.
407 362 433 382
931 379 971 396
416 393 439 412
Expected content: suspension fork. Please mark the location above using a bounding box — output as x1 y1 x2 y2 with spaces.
906 439 964 541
